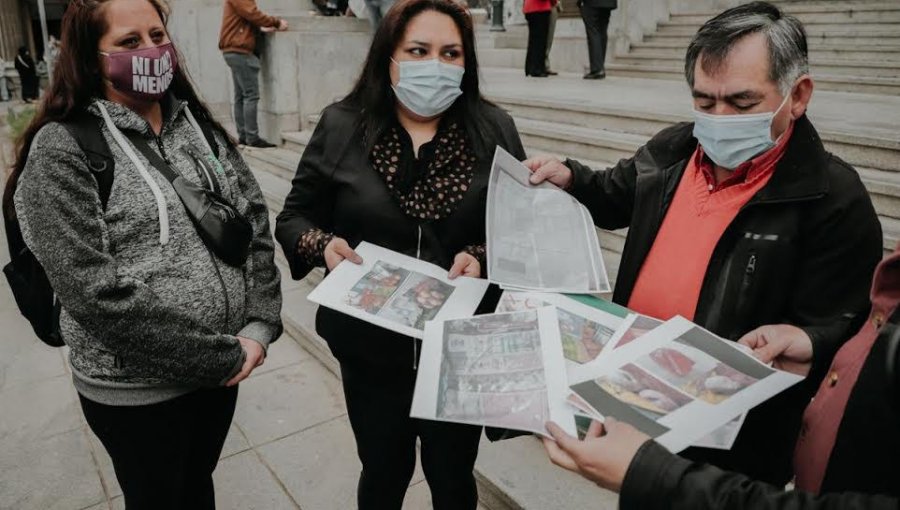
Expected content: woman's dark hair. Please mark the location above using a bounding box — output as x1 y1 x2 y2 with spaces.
342 0 497 155
3 0 232 221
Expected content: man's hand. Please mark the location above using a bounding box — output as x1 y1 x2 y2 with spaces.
542 418 650 492
277 18 289 31
226 336 266 386
523 155 574 189
323 237 363 271
449 252 481 279
738 324 813 376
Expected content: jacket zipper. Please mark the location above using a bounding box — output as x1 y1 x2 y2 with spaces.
412 225 423 370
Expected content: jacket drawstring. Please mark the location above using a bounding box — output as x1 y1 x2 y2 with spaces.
96 102 170 245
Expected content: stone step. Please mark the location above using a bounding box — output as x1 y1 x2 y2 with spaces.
614 52 900 78
486 48 900 78
657 19 900 31
648 26 900 41
601 61 900 95
670 9 900 24
628 42 900 62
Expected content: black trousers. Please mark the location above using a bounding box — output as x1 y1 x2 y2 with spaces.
580 5 612 73
525 11 551 76
79 386 238 510
340 356 482 510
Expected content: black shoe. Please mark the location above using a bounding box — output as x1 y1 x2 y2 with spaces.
249 139 277 148
583 70 606 80
238 137 247 146
546 70 559 76
526 72 550 78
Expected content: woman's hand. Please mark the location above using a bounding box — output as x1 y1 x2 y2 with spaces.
449 252 481 279
738 324 813 377
324 237 363 271
542 418 650 492
226 336 267 387
523 155 574 189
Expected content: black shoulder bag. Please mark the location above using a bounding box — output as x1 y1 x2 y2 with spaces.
124 131 253 267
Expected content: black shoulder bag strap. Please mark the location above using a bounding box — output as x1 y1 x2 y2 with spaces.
61 115 115 210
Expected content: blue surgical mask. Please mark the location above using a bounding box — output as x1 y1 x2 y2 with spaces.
693 93 791 169
391 58 465 118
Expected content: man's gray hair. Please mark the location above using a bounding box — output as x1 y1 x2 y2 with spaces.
685 2 809 94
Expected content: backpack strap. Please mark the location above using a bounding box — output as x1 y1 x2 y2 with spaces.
195 116 222 159
61 116 115 210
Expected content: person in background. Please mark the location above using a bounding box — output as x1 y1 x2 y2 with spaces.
14 47 39 102
542 244 900 509
525 1 882 485
578 0 615 79
0 56 9 102
218 0 288 147
7 0 282 507
275 0 526 507
364 0 395 29
544 1 561 76
523 0 557 77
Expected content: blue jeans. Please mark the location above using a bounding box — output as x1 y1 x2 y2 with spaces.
223 52 262 143
365 0 395 29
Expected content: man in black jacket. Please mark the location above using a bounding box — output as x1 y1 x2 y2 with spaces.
541 247 900 508
526 2 883 485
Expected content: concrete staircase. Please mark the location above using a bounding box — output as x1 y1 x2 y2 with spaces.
479 1 900 95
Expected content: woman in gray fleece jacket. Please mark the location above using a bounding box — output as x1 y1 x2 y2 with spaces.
5 0 282 507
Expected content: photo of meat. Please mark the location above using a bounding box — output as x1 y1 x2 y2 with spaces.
614 315 663 349
635 338 763 405
597 363 694 420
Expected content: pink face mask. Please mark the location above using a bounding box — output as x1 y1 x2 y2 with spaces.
100 42 178 101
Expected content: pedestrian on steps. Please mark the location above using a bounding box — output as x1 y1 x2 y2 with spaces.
523 0 557 77
276 0 526 507
578 0 615 79
219 0 289 147
4 0 282 507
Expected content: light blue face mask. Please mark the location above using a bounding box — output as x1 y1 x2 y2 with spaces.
693 92 791 170
391 58 465 118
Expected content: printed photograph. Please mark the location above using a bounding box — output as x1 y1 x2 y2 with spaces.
344 261 456 331
377 273 455 330
343 260 409 315
597 363 694 420
634 333 766 405
496 293 615 364
614 315 663 349
436 311 550 432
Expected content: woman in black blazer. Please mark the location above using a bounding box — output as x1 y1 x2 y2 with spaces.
275 0 526 508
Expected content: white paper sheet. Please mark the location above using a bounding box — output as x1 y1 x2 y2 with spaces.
569 316 804 453
307 242 490 339
495 291 624 382
411 308 578 438
486 146 611 293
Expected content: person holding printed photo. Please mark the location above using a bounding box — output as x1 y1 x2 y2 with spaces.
275 0 526 507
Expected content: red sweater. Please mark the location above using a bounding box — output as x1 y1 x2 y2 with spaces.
523 0 556 14
627 124 793 320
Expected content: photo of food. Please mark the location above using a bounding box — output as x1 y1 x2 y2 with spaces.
343 261 409 314
344 260 456 330
634 333 765 405
597 363 694 420
614 315 663 349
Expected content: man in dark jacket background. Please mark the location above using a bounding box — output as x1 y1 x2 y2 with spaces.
526 1 883 486
578 0 616 79
218 0 288 148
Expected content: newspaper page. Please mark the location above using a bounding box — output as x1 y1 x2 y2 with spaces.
569 316 804 453
495 291 624 382
411 308 577 437
486 146 611 293
307 242 490 339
